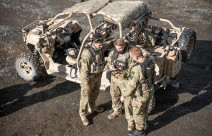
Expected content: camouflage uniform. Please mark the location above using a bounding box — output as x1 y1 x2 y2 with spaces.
124 48 149 124
79 41 113 117
123 56 155 130
105 46 132 119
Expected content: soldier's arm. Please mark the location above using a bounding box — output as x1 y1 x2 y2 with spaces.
140 71 154 103
80 49 91 85
123 67 140 97
141 87 154 104
102 40 114 52
123 57 134 77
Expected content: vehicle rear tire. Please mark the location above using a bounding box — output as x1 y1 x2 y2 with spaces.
178 28 196 62
15 53 43 81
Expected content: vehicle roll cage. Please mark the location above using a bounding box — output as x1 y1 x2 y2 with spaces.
22 0 182 69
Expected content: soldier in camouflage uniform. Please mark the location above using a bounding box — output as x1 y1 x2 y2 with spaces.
123 46 155 136
104 38 135 131
79 33 113 126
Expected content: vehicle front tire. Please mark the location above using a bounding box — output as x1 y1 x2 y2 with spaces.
15 53 42 81
178 28 196 62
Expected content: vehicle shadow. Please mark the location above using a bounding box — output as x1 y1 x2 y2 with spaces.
147 82 211 134
0 79 80 117
146 40 212 134
151 86 179 115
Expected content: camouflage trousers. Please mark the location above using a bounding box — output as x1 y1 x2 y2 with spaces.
125 94 152 130
110 75 127 113
124 97 133 123
79 73 102 116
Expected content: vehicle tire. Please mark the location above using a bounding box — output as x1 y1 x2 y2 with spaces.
148 94 155 114
177 28 196 62
15 53 43 81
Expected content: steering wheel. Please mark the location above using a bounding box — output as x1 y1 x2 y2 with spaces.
56 27 71 43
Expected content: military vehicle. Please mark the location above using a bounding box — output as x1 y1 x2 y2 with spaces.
15 0 196 112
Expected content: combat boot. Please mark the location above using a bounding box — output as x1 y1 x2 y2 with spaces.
133 129 145 136
128 130 134 136
108 111 122 120
127 121 135 131
80 115 89 126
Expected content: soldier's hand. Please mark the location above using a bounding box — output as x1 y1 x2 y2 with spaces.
109 65 115 69
120 96 124 103
114 70 123 74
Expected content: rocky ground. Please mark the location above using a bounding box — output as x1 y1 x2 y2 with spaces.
0 0 212 136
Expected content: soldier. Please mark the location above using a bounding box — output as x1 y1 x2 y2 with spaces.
122 46 155 136
104 38 135 131
79 32 113 126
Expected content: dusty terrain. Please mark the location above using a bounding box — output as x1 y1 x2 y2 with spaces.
0 0 212 136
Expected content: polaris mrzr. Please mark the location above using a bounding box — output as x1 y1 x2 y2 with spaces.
15 0 196 112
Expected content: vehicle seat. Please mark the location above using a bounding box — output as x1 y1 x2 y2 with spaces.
66 48 78 65
68 20 82 47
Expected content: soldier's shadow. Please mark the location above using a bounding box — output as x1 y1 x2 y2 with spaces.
146 82 212 135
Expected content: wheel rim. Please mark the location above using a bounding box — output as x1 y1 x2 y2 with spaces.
187 37 195 57
19 61 33 76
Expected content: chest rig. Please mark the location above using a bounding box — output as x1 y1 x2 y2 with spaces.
86 44 105 74
111 46 130 70
130 55 155 87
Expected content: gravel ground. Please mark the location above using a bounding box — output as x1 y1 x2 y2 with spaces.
0 0 212 136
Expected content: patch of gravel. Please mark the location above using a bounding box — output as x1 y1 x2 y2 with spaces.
150 0 212 25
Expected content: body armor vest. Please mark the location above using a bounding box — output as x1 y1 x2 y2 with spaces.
86 45 105 74
111 47 130 70
130 55 155 87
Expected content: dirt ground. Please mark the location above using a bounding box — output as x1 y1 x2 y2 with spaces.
0 0 212 136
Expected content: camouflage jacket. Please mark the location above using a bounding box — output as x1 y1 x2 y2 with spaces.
80 41 113 85
124 57 154 103
105 46 131 76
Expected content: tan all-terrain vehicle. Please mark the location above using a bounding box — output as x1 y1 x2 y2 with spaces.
15 0 196 112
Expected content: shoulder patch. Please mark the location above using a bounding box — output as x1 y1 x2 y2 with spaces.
131 71 135 75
